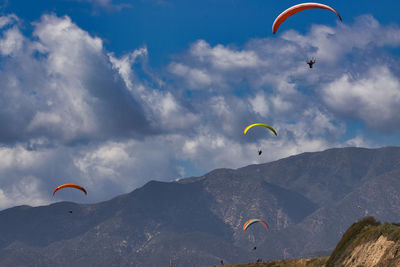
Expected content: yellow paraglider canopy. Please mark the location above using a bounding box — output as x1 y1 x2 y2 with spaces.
243 123 277 136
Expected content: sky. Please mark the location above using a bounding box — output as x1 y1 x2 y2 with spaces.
0 0 400 209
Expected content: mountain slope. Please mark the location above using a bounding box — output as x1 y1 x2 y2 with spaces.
1 147 400 266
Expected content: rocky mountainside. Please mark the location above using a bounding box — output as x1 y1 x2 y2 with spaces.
326 216 400 267
1 147 400 266
226 217 400 267
225 257 328 267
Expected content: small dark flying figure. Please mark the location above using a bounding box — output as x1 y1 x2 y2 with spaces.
258 150 262 156
253 246 257 250
306 58 316 68
69 210 73 213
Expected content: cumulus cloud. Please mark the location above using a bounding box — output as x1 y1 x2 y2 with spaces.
0 13 18 29
162 14 400 170
345 135 372 148
321 66 400 130
169 15 400 94
281 15 400 63
109 49 200 132
0 14 149 144
178 106 338 171
76 0 131 12
73 137 186 199
0 24 23 55
169 62 213 89
0 176 45 210
0 145 66 209
249 92 270 117
1 13 400 209
190 40 262 70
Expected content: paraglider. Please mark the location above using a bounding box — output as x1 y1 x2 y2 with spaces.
253 246 257 250
68 210 73 214
243 219 269 231
244 124 277 155
243 123 277 136
272 3 342 34
306 58 316 68
53 184 87 196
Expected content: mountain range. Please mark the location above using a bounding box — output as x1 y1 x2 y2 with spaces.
1 147 400 266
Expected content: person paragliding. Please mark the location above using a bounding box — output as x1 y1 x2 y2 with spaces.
253 246 257 250
244 123 277 155
53 184 87 214
306 58 316 68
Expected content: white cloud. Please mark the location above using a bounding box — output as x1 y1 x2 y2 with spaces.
0 13 399 210
281 15 400 64
109 47 149 93
0 14 148 144
0 145 68 209
77 0 131 12
0 145 51 171
249 92 270 117
73 137 190 197
169 15 400 95
109 50 200 131
0 14 18 29
321 66 400 130
0 176 46 210
190 40 261 70
345 135 371 148
0 26 23 55
168 63 213 89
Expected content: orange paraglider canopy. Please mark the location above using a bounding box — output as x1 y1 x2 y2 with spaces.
272 2 342 34
243 219 269 231
53 184 87 196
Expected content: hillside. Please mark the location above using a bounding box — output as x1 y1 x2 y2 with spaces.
224 257 328 267
1 147 400 266
225 217 400 267
326 216 400 266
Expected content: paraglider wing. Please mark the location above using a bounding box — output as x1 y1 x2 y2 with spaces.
272 3 342 34
243 123 277 136
53 184 87 196
243 219 269 231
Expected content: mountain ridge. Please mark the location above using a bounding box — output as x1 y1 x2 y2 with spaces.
1 146 400 266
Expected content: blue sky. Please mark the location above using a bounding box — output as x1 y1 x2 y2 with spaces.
0 0 400 208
